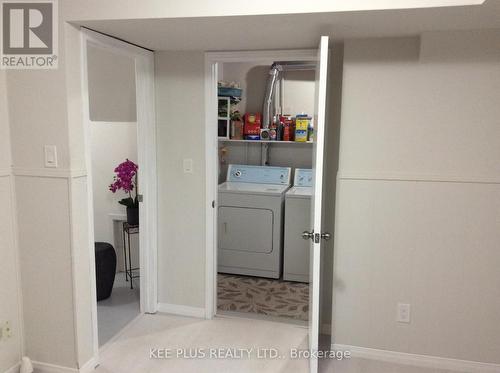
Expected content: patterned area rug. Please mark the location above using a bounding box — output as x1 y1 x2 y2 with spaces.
217 274 309 321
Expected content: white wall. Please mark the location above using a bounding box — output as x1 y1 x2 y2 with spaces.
90 122 138 270
155 51 207 309
333 30 500 365
87 45 137 122
0 71 23 373
90 122 138 241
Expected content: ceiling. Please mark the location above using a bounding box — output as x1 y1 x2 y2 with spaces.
78 0 500 51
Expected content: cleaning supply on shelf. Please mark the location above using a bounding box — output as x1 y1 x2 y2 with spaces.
231 120 244 140
308 119 314 142
281 115 293 141
295 114 310 142
244 113 262 140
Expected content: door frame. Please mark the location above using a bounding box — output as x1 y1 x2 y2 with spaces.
204 49 317 318
80 28 158 357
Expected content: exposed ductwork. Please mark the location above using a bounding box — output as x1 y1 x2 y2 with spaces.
262 61 316 128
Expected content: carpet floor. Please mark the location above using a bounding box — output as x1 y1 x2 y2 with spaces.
217 273 309 321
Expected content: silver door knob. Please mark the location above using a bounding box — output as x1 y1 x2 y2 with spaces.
321 232 332 241
302 230 314 240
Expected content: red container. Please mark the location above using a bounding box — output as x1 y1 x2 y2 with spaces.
280 115 293 141
244 113 262 138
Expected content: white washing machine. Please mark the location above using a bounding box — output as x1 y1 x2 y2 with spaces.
283 168 313 282
218 164 292 279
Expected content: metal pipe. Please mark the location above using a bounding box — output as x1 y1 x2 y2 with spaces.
262 61 317 128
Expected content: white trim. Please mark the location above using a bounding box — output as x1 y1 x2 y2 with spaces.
204 55 218 320
0 168 10 177
4 362 20 373
338 171 500 185
89 121 137 126
332 344 500 373
31 361 78 373
78 355 99 373
205 49 316 63
80 29 100 364
157 303 206 318
80 28 158 365
12 167 87 178
204 49 317 320
107 213 126 254
134 37 158 315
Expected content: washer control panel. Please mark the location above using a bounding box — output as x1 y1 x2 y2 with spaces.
227 164 291 185
294 168 313 187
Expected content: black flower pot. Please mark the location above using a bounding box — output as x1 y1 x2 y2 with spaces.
126 206 139 226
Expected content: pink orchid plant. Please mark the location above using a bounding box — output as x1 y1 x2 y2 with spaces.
109 159 139 208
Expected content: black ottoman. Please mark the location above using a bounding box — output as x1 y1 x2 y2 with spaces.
95 242 117 301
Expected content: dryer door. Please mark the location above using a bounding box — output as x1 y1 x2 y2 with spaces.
218 206 273 253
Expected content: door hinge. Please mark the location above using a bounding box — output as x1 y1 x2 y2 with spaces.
137 194 144 203
212 200 215 208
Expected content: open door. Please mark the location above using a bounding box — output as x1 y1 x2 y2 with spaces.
303 35 330 373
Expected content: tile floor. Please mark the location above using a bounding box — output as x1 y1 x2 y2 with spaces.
97 272 140 346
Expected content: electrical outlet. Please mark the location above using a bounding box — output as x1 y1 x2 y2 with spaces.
5 321 12 338
397 303 411 323
0 321 12 340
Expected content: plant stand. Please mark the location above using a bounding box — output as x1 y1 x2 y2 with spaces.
122 222 140 289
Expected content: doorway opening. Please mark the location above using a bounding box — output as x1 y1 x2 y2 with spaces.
206 51 318 325
206 41 330 372
86 42 140 346
81 28 157 354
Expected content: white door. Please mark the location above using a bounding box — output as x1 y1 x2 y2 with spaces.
305 35 330 373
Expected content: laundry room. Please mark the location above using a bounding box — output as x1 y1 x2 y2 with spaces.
214 54 318 324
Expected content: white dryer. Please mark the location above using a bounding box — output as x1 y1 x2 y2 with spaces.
283 168 313 282
218 164 291 279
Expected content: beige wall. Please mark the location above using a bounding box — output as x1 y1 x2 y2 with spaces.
87 45 137 122
332 30 500 364
155 51 207 308
0 72 23 373
5 22 93 370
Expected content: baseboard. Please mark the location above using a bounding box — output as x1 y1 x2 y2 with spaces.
4 362 21 373
332 344 500 373
78 355 99 373
32 361 78 373
157 303 205 318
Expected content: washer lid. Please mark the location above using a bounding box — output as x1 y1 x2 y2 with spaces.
219 182 290 195
286 186 312 198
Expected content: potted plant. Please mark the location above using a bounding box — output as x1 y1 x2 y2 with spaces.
109 159 139 226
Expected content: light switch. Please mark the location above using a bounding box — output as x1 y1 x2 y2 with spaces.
44 145 58 168
183 159 193 174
